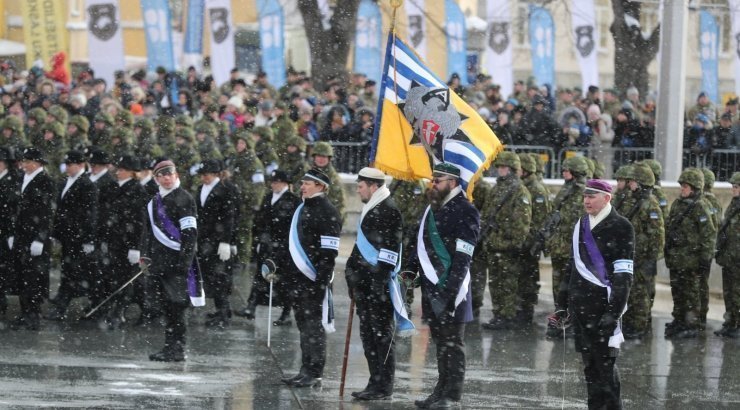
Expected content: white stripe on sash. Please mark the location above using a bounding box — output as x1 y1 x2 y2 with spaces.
147 200 181 251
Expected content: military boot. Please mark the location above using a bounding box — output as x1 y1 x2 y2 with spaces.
205 308 231 329
149 342 186 362
234 302 256 320
482 316 515 330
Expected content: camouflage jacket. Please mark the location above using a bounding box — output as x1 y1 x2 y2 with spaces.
230 149 266 212
255 140 279 173
522 173 552 247
480 174 531 253
665 194 717 270
547 178 585 259
317 164 345 217
703 191 723 229
389 178 428 239
653 184 669 218
1 132 27 154
622 188 665 263
716 197 740 267
279 151 309 188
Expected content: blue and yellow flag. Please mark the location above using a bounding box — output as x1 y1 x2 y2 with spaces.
369 33 503 199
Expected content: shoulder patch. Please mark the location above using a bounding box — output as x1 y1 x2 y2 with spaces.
455 239 475 256
649 211 659 219
535 196 545 203
699 215 708 223
252 172 265 183
522 197 530 205
659 199 667 206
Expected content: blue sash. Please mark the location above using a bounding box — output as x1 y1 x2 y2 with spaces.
356 222 415 336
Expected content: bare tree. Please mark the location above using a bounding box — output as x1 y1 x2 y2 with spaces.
297 0 361 90
610 0 661 98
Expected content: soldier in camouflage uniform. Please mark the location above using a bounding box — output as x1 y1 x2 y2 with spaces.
664 168 717 339
194 122 224 161
593 160 606 179
470 178 491 319
154 115 177 154
715 172 740 338
518 153 552 324
643 159 668 217
698 167 721 327
47 105 69 127
611 164 635 214
279 136 310 188
480 152 532 330
26 107 47 147
196 103 231 142
133 118 164 160
38 122 67 181
1 116 28 154
90 112 113 149
115 110 134 130
228 133 266 265
532 153 547 181
545 156 587 338
171 128 201 192
271 101 297 160
621 162 665 339
584 157 595 179
66 115 90 151
109 128 134 159
252 126 279 174
175 114 193 132
311 141 346 219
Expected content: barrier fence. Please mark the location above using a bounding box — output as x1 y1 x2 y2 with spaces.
313 141 739 182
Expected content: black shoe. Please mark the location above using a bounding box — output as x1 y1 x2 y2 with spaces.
43 307 66 321
234 307 255 320
514 308 534 325
291 375 321 388
273 310 292 327
281 373 305 386
205 312 230 329
723 327 740 339
428 398 461 409
148 349 186 362
355 390 392 400
482 316 514 330
206 311 220 319
9 314 40 330
672 328 699 339
415 392 442 408
623 328 646 340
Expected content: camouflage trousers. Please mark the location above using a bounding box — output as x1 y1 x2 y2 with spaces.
669 268 701 328
470 251 489 316
622 262 655 331
488 252 521 319
235 211 255 265
517 252 540 312
722 266 740 327
699 264 712 325
551 255 570 310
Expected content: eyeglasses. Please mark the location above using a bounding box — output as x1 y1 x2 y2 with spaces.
431 177 454 185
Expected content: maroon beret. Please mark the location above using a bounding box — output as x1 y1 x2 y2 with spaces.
585 179 613 195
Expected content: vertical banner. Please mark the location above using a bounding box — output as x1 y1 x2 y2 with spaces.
86 0 125 85
483 0 513 99
257 0 285 87
528 5 554 87
141 0 176 72
206 0 236 86
20 0 68 71
571 0 599 92
183 0 204 71
354 0 383 84
700 10 719 103
405 0 427 60
445 0 467 83
730 0 740 97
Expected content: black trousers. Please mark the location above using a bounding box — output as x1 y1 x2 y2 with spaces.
99 247 138 316
428 318 466 401
581 348 621 410
200 254 231 311
355 284 395 394
290 285 326 378
54 242 99 310
162 300 189 352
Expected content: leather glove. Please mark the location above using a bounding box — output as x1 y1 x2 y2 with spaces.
217 242 231 261
30 241 44 256
82 243 95 254
127 249 141 265
597 312 618 336
7 236 13 250
699 259 712 273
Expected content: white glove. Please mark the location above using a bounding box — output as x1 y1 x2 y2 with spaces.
230 245 238 256
218 242 231 261
7 236 13 250
82 243 95 254
127 249 141 265
30 241 44 256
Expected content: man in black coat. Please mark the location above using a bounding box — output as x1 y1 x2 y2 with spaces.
98 154 149 329
237 169 301 325
406 163 480 409
45 150 99 321
559 179 635 410
281 168 342 388
10 148 56 330
142 160 200 362
345 168 404 401
195 159 237 329
0 147 20 315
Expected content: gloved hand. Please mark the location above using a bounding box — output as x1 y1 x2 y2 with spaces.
230 245 238 256
217 242 231 261
699 259 712 273
30 241 44 256
429 293 450 318
261 259 278 282
597 312 618 336
127 249 141 265
7 236 13 250
400 270 420 288
82 243 95 254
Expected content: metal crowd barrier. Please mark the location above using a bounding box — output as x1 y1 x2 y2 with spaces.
307 141 371 174
501 145 557 178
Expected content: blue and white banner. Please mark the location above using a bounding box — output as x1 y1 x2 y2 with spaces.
141 0 176 72
445 0 467 83
405 0 427 60
528 5 554 87
257 0 286 87
483 0 513 99
354 0 383 84
207 0 236 86
86 0 125 85
570 0 599 92
700 10 719 103
183 0 204 70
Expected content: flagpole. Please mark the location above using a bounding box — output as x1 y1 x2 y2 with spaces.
388 0 416 178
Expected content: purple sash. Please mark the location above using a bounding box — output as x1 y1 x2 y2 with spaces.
580 216 610 287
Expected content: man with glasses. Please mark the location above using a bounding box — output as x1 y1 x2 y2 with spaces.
407 163 480 409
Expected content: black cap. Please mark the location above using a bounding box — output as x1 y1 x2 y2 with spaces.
197 159 223 174
302 168 331 186
116 154 141 171
0 146 15 162
87 148 111 165
270 169 291 183
63 150 87 164
22 147 47 164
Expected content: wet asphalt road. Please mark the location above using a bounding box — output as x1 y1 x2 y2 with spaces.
0 242 738 409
